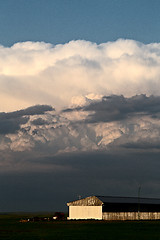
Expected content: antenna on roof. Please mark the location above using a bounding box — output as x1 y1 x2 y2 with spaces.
78 195 82 200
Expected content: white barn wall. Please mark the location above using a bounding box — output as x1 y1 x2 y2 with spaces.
68 206 102 220
102 212 160 220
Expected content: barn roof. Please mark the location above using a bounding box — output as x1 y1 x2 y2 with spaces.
67 195 160 206
67 196 103 206
96 196 160 205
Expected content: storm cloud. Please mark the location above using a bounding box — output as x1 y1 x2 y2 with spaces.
83 94 160 123
1 39 160 211
0 95 160 211
1 39 160 111
1 150 160 212
0 94 159 158
0 104 53 134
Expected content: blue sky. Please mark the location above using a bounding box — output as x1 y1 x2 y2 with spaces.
0 0 160 46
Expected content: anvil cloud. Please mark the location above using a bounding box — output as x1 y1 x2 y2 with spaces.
1 39 160 112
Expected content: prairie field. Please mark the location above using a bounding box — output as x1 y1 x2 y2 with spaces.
1 214 160 240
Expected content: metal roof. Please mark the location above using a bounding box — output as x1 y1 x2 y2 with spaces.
96 196 160 205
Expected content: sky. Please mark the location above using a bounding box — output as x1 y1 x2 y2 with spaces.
1 0 160 46
1 0 160 212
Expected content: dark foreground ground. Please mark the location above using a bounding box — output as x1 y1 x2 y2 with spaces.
1 214 160 240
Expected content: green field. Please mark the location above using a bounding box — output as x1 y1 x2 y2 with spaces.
1 214 160 240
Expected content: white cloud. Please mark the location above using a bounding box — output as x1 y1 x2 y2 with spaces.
2 108 160 155
1 39 160 112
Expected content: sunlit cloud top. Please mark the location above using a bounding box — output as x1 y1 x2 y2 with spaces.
1 39 160 112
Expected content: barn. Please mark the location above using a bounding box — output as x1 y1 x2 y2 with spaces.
67 196 160 220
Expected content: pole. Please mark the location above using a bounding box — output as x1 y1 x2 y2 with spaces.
138 186 141 220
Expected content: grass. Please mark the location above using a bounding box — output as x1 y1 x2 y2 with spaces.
1 214 160 239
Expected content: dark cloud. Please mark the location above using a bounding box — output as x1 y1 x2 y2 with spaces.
62 106 82 113
31 118 50 126
122 142 160 150
1 97 160 212
1 150 160 211
82 94 160 123
0 117 29 134
0 104 54 119
0 105 54 134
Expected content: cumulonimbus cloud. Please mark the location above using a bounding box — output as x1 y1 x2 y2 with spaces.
0 94 160 154
1 94 160 174
1 39 160 112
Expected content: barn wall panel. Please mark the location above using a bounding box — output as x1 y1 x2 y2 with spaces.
68 206 102 220
102 212 160 220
